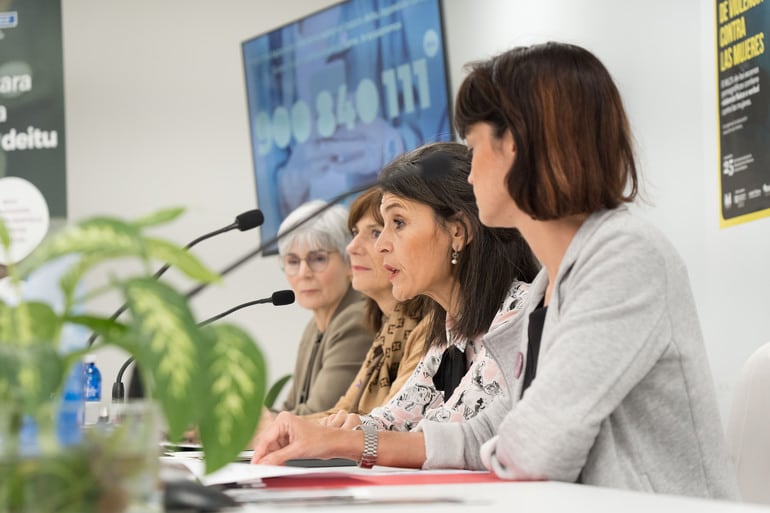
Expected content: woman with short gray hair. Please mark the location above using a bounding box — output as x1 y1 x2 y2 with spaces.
277 201 352 263
276 200 372 415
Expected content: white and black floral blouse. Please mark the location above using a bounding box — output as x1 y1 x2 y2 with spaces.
360 281 529 431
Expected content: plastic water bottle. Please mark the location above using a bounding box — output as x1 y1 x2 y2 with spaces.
83 354 102 425
57 360 84 446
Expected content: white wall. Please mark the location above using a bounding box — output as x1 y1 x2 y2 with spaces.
61 0 339 401
61 0 770 421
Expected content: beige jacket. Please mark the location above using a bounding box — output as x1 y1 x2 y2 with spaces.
281 286 371 415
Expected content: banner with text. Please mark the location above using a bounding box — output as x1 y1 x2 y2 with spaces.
0 0 67 219
716 0 769 227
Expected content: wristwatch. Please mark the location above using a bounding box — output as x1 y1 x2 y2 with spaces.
353 424 378 469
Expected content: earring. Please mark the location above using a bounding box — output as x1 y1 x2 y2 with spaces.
451 249 459 265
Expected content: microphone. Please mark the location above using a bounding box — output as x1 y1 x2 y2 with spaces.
179 209 265 250
111 289 295 401
182 151 449 299
233 210 267 232
87 209 264 347
197 290 295 326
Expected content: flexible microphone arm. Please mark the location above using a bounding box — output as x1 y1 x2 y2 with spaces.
112 357 136 402
198 290 295 326
87 209 264 348
110 153 447 400
111 152 447 401
151 209 263 280
111 289 295 400
182 184 374 300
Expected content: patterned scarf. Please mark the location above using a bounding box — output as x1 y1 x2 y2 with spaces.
348 302 420 413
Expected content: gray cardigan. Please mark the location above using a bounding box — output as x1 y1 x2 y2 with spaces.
420 206 738 499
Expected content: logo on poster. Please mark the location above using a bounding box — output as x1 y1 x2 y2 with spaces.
734 189 747 207
722 156 735 176
724 192 732 210
0 11 17 29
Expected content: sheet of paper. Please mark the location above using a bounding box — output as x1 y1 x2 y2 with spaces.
163 450 253 461
160 458 315 486
161 454 491 487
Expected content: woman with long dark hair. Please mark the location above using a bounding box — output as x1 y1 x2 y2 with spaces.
252 141 539 465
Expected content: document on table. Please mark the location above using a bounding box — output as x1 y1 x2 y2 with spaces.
161 453 487 487
160 457 311 486
163 449 254 461
160 455 495 508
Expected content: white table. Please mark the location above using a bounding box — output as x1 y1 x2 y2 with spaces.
160 456 768 513
228 479 769 512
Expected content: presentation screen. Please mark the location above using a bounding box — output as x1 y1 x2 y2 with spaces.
242 0 453 253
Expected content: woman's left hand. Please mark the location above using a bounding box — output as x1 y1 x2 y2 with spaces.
251 411 358 465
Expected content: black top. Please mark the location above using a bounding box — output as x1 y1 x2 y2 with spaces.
298 332 324 404
521 299 547 398
433 345 467 402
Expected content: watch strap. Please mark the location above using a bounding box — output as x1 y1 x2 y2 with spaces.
354 424 378 469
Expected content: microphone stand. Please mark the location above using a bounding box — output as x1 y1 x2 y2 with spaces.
113 152 445 400
183 182 376 299
182 151 446 300
112 291 294 401
87 210 263 348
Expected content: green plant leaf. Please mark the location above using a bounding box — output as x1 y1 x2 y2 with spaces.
0 301 61 347
0 302 64 414
0 215 10 253
57 253 122 313
0 300 10 341
17 217 145 278
5 443 102 513
122 277 204 438
1 206 270 482
130 206 185 228
265 373 292 410
144 238 220 284
0 344 64 415
63 314 131 349
197 323 266 473
0 341 15 403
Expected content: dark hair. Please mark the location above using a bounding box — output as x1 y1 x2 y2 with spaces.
378 142 540 348
455 42 638 219
348 188 428 333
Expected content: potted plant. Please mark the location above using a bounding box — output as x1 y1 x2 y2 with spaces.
0 207 266 512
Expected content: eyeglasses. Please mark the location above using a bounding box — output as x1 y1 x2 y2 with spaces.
281 250 336 276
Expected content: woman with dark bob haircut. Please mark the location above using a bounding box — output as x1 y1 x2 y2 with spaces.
436 42 735 498
252 44 738 499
